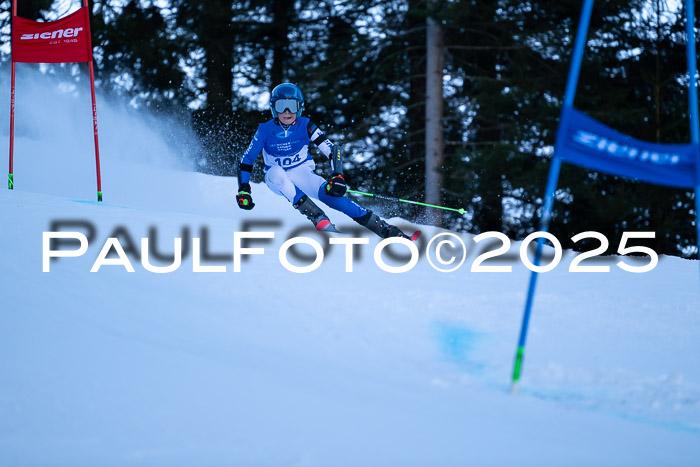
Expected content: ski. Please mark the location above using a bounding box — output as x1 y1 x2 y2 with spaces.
404 230 421 241
316 218 343 233
316 218 419 238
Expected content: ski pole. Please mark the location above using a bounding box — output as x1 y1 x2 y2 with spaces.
347 189 467 215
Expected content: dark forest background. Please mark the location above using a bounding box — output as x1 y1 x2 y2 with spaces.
1 0 698 258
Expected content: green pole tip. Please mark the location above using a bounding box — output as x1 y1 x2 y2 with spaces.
97 191 103 202
8 174 13 190
458 208 466 215
511 346 525 385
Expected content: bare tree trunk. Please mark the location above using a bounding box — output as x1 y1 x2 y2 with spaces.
425 14 445 225
270 0 290 86
406 0 426 202
202 0 234 113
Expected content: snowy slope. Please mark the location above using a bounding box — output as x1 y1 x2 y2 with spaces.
1 70 699 466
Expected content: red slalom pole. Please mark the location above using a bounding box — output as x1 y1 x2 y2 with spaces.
83 0 102 202
8 0 17 190
8 61 15 190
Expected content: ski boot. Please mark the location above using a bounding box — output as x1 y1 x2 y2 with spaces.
293 195 335 231
354 211 419 240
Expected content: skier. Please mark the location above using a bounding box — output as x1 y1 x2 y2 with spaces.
235 82 416 239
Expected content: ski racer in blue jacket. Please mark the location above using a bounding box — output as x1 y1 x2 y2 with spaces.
236 82 410 238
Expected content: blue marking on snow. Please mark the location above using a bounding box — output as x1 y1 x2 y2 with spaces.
72 199 147 211
522 387 700 435
73 199 124 207
433 321 484 373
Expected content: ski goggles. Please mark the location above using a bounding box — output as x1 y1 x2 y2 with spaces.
273 98 300 114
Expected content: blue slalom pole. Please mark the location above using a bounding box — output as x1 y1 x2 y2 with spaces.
685 0 700 276
510 0 595 393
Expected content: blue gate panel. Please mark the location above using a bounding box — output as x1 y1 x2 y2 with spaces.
556 106 698 189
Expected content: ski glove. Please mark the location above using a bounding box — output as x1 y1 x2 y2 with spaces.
236 183 255 210
324 173 347 197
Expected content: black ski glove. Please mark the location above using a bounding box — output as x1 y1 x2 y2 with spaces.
236 183 255 210
324 173 347 197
